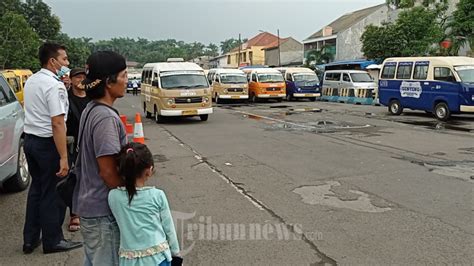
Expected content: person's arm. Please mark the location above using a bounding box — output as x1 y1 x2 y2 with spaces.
97 155 124 188
52 114 69 177
93 116 126 188
158 191 180 255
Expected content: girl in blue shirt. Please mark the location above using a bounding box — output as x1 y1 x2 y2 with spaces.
109 142 181 266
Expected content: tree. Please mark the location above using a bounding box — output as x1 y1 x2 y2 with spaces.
361 6 444 60
220 38 247 54
0 12 40 70
52 33 92 68
386 0 446 9
446 0 473 55
22 0 61 40
204 43 219 57
0 0 22 17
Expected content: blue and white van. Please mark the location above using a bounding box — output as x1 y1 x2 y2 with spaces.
276 67 320 101
379 57 474 121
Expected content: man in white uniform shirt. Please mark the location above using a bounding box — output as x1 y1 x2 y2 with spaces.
22 43 82 254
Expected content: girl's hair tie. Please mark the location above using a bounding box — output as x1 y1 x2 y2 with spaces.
126 148 134 154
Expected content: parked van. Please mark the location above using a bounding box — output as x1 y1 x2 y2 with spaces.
1 70 23 105
141 61 212 123
243 68 286 102
322 70 377 96
210 69 248 103
379 57 474 121
0 73 30 192
276 67 320 101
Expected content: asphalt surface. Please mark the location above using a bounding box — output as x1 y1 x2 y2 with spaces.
1 94 473 265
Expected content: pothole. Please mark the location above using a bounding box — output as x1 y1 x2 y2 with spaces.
153 154 169 163
293 181 391 213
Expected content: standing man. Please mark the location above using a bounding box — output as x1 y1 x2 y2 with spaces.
73 51 128 265
132 77 139 96
66 68 90 232
22 43 82 254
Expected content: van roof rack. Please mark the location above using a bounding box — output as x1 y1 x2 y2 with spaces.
167 58 185 62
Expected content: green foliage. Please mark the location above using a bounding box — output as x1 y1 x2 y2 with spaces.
0 12 40 70
446 0 473 55
51 33 92 68
305 45 334 66
361 6 444 60
220 38 247 54
386 0 447 8
22 0 61 40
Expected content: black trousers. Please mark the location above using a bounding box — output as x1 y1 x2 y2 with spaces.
133 87 138 95
23 134 66 248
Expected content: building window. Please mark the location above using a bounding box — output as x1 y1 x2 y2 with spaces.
249 52 253 64
227 55 231 64
243 52 247 62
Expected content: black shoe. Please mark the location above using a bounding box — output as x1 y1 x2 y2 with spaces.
43 239 82 254
23 239 41 254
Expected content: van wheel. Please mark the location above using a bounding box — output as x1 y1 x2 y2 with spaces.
309 97 316 102
154 109 164 124
144 103 152 118
3 138 30 192
276 98 282 103
434 102 450 121
200 114 209 121
286 94 293 101
388 99 403 115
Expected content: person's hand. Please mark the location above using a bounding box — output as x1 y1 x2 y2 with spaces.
56 157 69 177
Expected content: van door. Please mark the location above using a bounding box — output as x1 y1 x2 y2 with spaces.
342 73 351 89
412 61 431 110
433 66 461 112
286 72 295 96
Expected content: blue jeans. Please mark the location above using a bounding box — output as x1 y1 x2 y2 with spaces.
80 215 120 266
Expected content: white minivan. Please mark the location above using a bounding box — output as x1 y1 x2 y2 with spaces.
322 70 377 95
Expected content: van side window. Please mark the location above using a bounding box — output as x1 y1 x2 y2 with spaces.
434 67 455 82
413 64 429 80
0 78 16 106
396 62 413 79
333 73 341 81
146 70 152 84
324 73 332 81
252 73 257 82
343 73 351 82
381 64 396 79
141 71 146 83
7 78 20 93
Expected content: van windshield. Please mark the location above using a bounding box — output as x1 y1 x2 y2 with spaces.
350 73 373 82
293 73 319 86
258 74 284 83
220 74 247 84
454 66 474 83
161 74 208 89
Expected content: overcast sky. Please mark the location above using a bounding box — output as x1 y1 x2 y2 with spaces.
43 0 384 45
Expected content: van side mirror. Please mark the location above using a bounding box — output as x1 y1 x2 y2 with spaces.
152 80 159 87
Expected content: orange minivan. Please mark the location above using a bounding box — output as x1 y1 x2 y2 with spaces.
245 68 286 102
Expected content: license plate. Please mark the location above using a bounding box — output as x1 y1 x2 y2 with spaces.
305 94 313 97
231 96 240 99
182 110 198 116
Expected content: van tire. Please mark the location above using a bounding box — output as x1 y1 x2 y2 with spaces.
388 99 403 115
3 138 30 192
144 103 152 118
286 94 293 101
154 108 164 124
200 115 209 121
434 102 450 121
309 97 316 102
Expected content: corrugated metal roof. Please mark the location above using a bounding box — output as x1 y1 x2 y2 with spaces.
305 4 385 41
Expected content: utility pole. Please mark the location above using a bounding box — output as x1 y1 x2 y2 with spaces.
277 29 281 67
238 33 241 67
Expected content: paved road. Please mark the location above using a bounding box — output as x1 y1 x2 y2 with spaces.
1 94 473 265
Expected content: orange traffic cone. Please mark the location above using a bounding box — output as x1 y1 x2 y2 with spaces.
133 113 145 144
